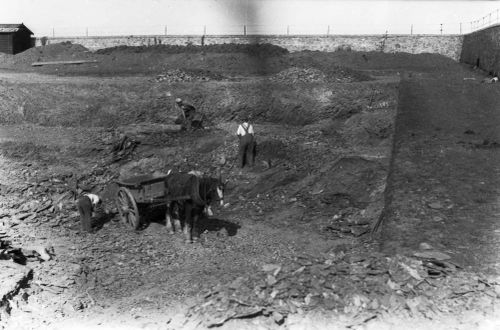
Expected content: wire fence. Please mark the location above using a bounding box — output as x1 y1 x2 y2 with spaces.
36 22 474 38
34 10 500 38
469 8 500 32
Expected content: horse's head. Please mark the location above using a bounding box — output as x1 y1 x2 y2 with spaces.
200 177 225 207
213 178 225 207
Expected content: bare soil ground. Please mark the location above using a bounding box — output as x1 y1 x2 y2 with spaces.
0 43 499 329
381 70 500 272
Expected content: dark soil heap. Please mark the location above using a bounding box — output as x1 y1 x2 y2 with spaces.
12 42 91 67
95 43 289 57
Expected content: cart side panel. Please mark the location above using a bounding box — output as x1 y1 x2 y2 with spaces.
116 175 168 204
127 187 144 203
139 181 166 203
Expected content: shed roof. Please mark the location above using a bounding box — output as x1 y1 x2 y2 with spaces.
0 23 33 34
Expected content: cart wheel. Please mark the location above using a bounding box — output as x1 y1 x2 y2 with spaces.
116 187 141 230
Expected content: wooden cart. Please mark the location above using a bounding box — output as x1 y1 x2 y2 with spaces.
115 174 169 230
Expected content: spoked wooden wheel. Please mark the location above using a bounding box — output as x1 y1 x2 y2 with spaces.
116 187 141 230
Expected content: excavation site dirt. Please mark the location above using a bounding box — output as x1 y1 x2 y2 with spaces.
0 43 499 329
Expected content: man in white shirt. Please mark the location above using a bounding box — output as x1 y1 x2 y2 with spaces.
77 193 102 232
236 116 255 168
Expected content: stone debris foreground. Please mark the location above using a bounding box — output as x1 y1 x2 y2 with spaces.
186 252 500 328
0 261 32 322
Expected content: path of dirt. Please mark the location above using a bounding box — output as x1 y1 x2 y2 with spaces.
380 70 500 274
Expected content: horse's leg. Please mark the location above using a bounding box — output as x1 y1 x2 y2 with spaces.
192 210 200 243
165 202 174 234
173 202 182 232
183 202 193 243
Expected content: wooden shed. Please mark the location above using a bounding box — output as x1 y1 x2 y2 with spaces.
0 23 34 54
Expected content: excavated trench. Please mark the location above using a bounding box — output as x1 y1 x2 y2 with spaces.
2 44 497 328
0 71 399 328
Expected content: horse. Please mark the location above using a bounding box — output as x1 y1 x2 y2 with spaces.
164 172 224 243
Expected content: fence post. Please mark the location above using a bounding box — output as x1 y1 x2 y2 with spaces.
327 25 330 36
244 25 246 36
490 13 492 25
411 24 413 35
52 27 55 37
164 25 167 35
86 27 88 37
287 25 289 35
460 22 462 34
440 23 443 35
203 25 207 35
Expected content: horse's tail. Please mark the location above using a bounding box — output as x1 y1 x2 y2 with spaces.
190 175 205 206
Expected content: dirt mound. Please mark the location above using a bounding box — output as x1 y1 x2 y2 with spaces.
154 68 225 83
325 65 373 82
341 108 395 146
255 139 290 167
270 67 327 83
306 156 387 209
269 66 371 84
11 42 90 67
96 43 289 57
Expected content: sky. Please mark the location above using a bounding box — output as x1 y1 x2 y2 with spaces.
1 0 499 36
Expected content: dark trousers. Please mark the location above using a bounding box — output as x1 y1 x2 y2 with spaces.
77 196 93 232
238 134 255 168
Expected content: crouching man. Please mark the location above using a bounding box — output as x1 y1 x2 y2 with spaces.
77 193 102 232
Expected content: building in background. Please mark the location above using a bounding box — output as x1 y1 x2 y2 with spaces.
0 23 34 54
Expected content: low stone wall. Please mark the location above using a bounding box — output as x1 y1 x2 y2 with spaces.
37 34 463 60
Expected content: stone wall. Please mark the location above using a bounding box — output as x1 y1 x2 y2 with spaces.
461 24 500 74
37 34 463 60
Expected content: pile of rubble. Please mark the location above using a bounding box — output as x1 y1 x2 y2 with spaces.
187 251 500 327
326 66 372 83
0 170 115 231
324 207 372 238
269 66 372 84
269 67 327 84
154 69 225 83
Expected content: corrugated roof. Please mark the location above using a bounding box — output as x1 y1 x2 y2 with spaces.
0 24 33 34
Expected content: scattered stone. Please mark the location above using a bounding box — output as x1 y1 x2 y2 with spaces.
0 260 33 311
419 242 433 251
414 251 451 261
432 216 444 222
23 245 52 261
186 253 470 327
154 68 225 83
270 67 327 84
428 202 443 210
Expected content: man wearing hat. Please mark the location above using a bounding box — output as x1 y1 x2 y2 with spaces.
175 98 203 130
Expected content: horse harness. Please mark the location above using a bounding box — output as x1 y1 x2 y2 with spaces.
165 175 221 206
